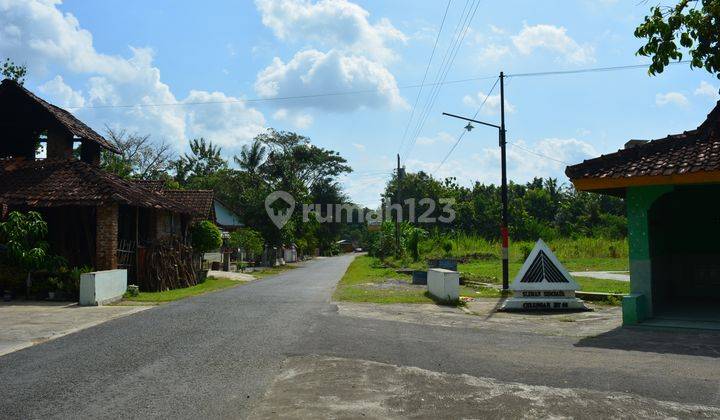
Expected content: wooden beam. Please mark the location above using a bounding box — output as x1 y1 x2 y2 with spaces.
572 170 720 191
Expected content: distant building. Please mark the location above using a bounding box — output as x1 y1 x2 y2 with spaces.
566 101 720 329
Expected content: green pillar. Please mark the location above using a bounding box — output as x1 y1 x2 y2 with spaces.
623 185 673 324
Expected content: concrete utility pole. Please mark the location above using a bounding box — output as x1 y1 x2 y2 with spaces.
395 153 401 257
441 71 510 290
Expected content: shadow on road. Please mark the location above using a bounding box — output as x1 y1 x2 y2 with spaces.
575 326 720 358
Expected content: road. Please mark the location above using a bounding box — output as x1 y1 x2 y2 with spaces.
1 254 719 418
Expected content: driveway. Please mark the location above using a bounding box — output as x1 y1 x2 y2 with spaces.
1 254 719 419
0 302 150 356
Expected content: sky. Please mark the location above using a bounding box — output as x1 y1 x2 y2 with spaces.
2 0 719 207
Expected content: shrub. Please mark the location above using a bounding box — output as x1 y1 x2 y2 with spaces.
190 221 223 254
229 228 264 259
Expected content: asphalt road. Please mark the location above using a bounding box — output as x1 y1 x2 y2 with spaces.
2 254 719 418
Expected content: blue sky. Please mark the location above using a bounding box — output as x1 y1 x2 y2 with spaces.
2 0 719 206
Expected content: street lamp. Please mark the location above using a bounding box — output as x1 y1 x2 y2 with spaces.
441 72 509 290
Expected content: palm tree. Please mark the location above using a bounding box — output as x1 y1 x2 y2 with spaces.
234 140 267 174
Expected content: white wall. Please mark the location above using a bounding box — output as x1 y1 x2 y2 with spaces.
79 269 127 306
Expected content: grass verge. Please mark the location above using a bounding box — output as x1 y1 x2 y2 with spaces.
333 255 485 305
121 277 242 303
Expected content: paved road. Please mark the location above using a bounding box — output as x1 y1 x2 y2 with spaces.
2 254 719 418
570 271 630 281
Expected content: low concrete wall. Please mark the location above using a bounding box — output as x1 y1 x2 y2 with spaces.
79 269 127 306
427 268 459 301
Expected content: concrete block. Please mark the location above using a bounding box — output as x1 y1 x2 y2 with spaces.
79 269 128 306
622 293 647 325
427 268 459 301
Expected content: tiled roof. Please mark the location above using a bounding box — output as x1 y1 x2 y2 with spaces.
566 101 720 182
0 159 194 213
0 79 120 154
160 189 215 222
131 179 165 191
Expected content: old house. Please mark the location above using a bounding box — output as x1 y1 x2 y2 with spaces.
566 101 720 329
0 79 197 287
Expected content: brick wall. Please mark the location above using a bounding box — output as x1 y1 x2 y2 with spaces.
96 203 119 270
46 128 73 160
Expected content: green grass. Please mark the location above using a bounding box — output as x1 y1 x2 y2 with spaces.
574 276 630 294
333 255 480 304
122 277 242 303
458 258 628 285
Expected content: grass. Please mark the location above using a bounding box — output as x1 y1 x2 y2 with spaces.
333 255 480 305
250 264 298 279
122 277 242 303
574 276 630 294
458 258 628 285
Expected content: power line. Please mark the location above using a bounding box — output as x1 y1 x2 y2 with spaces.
64 59 692 111
507 142 570 165
397 0 452 155
435 77 499 171
403 0 481 164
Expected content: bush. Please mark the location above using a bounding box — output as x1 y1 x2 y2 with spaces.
228 228 264 259
190 221 223 254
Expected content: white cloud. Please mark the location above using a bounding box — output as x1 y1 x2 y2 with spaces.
477 44 510 63
352 142 366 151
417 131 455 146
462 91 516 115
695 81 720 100
255 0 406 63
655 92 689 107
183 90 266 149
0 0 266 150
38 75 85 108
512 24 595 64
273 108 314 129
255 49 406 111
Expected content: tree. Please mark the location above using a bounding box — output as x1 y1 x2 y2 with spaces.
190 221 223 254
234 140 267 174
635 0 720 79
228 228 265 259
102 126 175 180
2 58 27 85
173 138 227 185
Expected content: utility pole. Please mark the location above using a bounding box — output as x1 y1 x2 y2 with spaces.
499 71 509 291
395 153 401 257
441 71 510 291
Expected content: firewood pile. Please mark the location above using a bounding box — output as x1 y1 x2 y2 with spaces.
138 237 197 292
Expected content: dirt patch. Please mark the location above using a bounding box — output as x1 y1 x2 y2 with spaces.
250 355 720 419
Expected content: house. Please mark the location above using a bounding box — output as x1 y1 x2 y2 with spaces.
0 79 197 289
566 101 720 329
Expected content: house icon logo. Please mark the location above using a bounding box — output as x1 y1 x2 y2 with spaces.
265 191 295 228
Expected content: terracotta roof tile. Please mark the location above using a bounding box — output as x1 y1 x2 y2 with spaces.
0 159 194 213
160 189 215 222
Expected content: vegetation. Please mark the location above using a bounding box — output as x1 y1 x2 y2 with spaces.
190 221 223 254
635 0 720 79
2 58 27 85
121 276 241 303
228 228 265 260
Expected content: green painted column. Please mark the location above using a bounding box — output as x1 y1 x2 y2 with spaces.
624 185 673 324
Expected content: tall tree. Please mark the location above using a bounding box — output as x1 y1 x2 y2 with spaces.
173 138 228 185
102 126 175 180
234 140 267 174
635 0 720 79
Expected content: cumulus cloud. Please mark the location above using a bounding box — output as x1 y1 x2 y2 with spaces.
462 91 516 115
255 0 406 63
0 0 266 150
272 108 314 129
477 44 510 63
512 24 595 64
655 92 689 107
255 49 406 111
38 75 85 108
695 81 720 100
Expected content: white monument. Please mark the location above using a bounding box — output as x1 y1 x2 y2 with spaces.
501 239 588 311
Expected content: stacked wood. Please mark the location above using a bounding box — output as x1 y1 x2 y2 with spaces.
137 237 197 292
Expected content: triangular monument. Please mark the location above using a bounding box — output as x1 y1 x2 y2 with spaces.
502 239 588 311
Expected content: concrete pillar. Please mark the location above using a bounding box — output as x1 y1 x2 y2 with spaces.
625 185 673 323
96 203 119 270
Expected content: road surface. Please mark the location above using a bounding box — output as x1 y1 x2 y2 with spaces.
1 255 719 418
